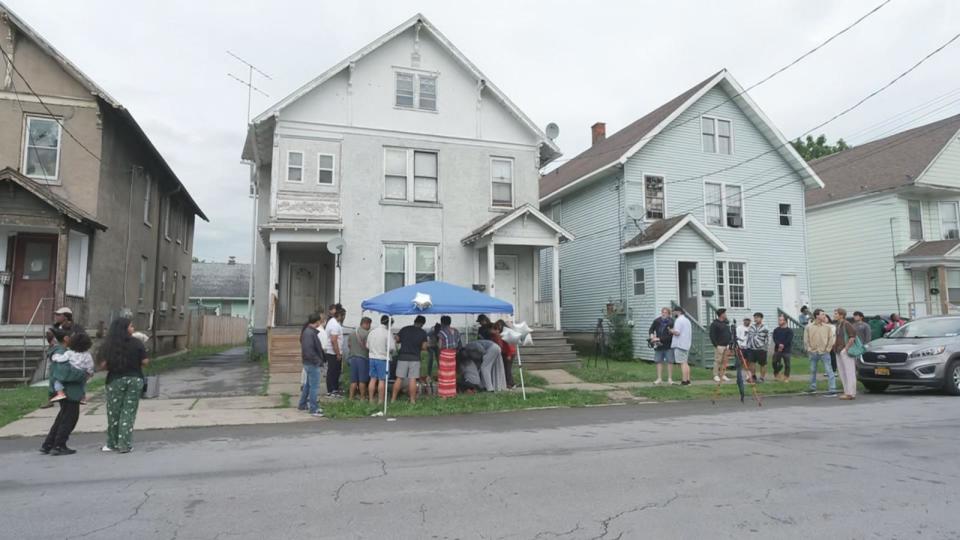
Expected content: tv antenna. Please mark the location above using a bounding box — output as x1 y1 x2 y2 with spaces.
227 50 272 123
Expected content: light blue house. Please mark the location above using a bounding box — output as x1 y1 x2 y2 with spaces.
539 70 824 362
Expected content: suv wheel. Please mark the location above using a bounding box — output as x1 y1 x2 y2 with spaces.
862 381 888 394
946 361 960 396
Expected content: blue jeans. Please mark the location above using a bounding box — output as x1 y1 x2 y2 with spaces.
808 352 836 393
298 363 321 413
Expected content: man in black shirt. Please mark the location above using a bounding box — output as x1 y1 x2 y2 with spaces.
392 315 428 404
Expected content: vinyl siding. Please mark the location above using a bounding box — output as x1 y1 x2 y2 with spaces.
916 132 960 189
625 251 656 360
807 194 911 314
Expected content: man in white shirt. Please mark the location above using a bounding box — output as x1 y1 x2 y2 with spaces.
324 307 345 397
670 306 693 386
366 315 394 405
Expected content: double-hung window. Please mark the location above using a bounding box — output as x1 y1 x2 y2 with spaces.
940 202 959 240
23 116 62 181
317 154 335 185
383 148 438 203
704 182 743 228
286 151 303 182
908 201 923 240
716 261 746 308
644 175 665 219
633 268 646 295
702 116 732 155
383 243 439 291
143 174 153 226
395 71 437 111
779 204 792 226
491 158 514 208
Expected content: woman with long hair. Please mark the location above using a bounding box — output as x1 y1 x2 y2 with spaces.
98 317 149 453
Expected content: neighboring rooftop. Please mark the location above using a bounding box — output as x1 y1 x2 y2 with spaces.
807 113 960 208
622 215 687 249
895 240 960 260
191 261 251 299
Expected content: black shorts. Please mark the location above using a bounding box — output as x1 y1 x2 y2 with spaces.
750 349 768 366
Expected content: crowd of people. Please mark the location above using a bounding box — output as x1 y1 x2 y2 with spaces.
40 307 150 456
650 303 907 401
297 305 520 417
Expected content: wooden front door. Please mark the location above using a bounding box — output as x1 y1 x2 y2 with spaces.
9 234 57 323
287 263 320 325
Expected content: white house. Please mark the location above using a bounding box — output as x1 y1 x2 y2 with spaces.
242 14 572 357
807 113 960 318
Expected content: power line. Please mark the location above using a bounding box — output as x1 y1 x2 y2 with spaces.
0 41 102 163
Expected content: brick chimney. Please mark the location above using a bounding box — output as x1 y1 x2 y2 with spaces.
591 122 606 146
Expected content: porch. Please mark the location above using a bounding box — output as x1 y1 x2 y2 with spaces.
261 225 340 327
896 240 960 318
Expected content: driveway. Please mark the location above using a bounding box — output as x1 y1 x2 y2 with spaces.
157 346 264 399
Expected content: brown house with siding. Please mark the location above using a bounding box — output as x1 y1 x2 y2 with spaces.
0 3 206 383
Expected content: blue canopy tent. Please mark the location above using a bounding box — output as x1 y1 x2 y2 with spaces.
361 281 516 416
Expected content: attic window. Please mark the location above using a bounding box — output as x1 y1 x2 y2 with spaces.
395 71 437 111
702 116 732 155
23 116 62 181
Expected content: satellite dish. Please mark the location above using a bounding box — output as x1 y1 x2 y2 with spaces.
545 122 560 140
327 237 345 255
625 204 644 221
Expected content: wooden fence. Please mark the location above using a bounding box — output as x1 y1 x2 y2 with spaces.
188 314 249 347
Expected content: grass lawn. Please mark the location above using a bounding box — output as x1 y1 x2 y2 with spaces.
632 380 862 402
568 353 825 384
321 388 608 419
0 385 49 428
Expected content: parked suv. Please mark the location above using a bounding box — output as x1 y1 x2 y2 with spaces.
859 315 960 395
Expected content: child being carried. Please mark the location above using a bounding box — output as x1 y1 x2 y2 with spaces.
49 328 94 403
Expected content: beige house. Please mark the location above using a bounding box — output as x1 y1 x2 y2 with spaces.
0 4 205 383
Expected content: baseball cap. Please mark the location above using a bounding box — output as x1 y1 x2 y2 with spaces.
54 307 73 315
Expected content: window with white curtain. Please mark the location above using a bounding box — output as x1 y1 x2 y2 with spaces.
384 148 438 203
384 245 406 292
705 182 743 228
491 158 514 208
65 231 89 297
940 201 959 240
384 243 439 291
908 200 923 240
415 245 437 283
413 151 438 202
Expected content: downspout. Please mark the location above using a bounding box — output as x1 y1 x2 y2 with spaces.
889 217 902 314
122 166 139 307
153 183 182 354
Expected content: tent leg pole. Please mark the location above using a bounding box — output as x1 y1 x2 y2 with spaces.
384 317 390 418
517 346 526 400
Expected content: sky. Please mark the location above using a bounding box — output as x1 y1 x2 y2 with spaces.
5 0 959 263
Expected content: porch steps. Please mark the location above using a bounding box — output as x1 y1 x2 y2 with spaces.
267 327 304 375
0 327 46 388
517 328 580 370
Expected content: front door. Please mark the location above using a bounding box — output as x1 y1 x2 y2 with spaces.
495 255 518 315
9 234 57 323
287 263 320 325
912 271 929 317
780 274 799 317
678 261 699 321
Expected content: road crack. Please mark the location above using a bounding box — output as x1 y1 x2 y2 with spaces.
589 493 679 540
67 488 153 539
332 456 388 503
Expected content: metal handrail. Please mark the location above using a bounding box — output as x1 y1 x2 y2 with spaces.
22 297 54 379
777 308 806 353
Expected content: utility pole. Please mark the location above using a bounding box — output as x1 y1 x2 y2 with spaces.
227 51 271 336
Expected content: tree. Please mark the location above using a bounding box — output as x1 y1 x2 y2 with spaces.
791 134 850 161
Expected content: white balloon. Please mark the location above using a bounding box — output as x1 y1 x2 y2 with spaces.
412 292 432 310
501 327 523 344
522 334 534 346
513 321 531 338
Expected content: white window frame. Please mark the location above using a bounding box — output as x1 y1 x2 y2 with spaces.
382 147 439 203
143 173 153 227
779 203 793 226
908 200 924 241
394 69 439 112
172 270 179 310
642 173 666 220
382 242 440 292
286 150 304 183
22 116 63 182
939 201 960 240
716 260 748 309
701 115 733 155
551 201 562 225
490 157 514 209
65 230 89 298
138 256 148 304
160 267 168 310
317 153 336 185
633 268 646 296
703 181 744 229
163 198 171 241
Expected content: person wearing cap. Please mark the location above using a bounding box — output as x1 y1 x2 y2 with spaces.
53 307 73 330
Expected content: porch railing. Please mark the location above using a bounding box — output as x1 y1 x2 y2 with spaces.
535 300 555 328
777 308 806 354
907 301 945 319
24 297 54 381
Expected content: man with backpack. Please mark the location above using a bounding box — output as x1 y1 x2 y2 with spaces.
648 307 674 385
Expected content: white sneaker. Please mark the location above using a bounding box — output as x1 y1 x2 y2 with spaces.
669 380 677 385
653 378 662 385
721 375 731 382
101 446 114 452
713 375 721 383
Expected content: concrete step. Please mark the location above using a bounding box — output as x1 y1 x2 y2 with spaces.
0 377 31 388
0 338 46 348
517 345 574 356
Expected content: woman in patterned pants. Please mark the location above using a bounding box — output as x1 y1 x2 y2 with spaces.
97 317 149 453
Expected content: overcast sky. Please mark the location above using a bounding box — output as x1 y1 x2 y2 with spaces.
7 0 958 262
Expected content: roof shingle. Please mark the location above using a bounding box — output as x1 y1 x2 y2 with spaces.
191 262 251 298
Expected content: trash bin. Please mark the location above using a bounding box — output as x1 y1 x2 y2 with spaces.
142 375 160 399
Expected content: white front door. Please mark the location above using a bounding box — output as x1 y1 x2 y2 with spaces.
780 274 799 317
495 255 518 315
912 271 929 318
288 263 320 324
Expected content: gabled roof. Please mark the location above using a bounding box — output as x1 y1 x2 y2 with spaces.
0 2 207 221
895 240 960 261
0 167 106 230
540 69 823 203
246 13 560 164
461 203 574 245
190 262 251 299
620 214 727 253
806 113 960 209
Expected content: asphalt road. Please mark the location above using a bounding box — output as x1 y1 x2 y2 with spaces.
1 391 957 539
157 347 263 399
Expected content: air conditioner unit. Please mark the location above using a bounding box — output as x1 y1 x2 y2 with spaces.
727 215 743 228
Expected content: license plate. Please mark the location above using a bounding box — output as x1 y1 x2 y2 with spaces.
874 367 891 376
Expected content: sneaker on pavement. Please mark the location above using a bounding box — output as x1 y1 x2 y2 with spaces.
721 375 731 382
653 378 662 385
51 446 76 456
101 446 114 452
311 410 325 417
